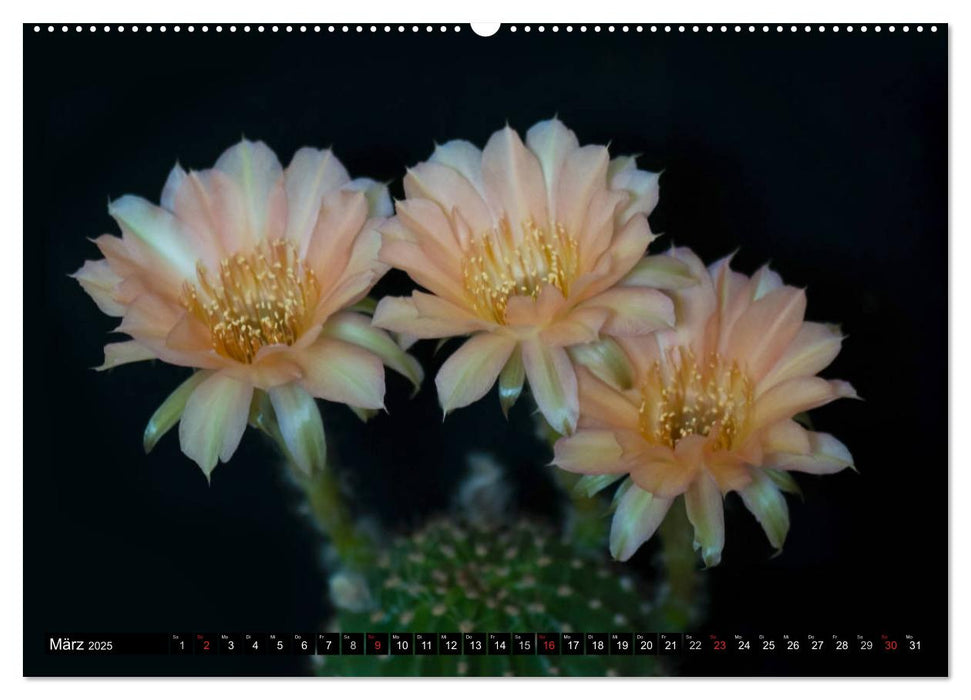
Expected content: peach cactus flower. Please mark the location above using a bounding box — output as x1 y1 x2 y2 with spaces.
73 140 422 478
553 247 857 565
372 119 676 434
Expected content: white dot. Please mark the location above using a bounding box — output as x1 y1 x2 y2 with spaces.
707 25 713 32
918 26 924 32
875 26 882 33
904 26 910 32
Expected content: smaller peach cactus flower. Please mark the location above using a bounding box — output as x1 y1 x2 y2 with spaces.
553 247 857 565
372 118 679 434
73 140 422 478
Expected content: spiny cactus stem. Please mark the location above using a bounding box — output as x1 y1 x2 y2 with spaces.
553 468 609 548
656 497 700 631
298 467 373 570
250 394 372 571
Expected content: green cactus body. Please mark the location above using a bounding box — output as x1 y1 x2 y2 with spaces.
315 518 666 676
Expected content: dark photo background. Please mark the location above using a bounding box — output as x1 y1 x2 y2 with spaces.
23 24 946 676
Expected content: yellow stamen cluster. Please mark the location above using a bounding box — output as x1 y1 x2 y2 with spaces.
182 239 319 364
639 346 753 451
461 218 579 324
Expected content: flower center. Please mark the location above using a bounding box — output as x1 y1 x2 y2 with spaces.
638 346 753 451
181 239 320 364
461 218 579 324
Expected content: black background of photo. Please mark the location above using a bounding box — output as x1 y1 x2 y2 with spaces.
23 23 946 676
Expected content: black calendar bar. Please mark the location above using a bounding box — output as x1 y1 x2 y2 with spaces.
45 632 928 656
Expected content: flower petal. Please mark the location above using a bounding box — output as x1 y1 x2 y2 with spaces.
757 322 844 395
727 286 807 381
299 337 386 409
622 253 698 290
480 125 549 231
584 286 675 337
575 365 640 429
570 339 636 392
96 341 157 370
554 145 610 235
608 156 661 223
575 473 626 498
214 139 286 245
268 382 327 475
430 140 487 196
144 370 213 453
283 147 351 247
372 294 484 339
609 481 673 561
498 346 525 417
760 419 811 455
303 189 369 277
553 429 625 474
403 161 494 234
628 440 698 499
522 338 579 435
767 431 854 474
178 372 253 478
525 118 579 209
72 259 124 316
539 307 610 347
752 376 857 430
320 311 423 393
108 194 199 284
435 333 518 414
344 178 393 218
684 472 725 567
738 467 790 551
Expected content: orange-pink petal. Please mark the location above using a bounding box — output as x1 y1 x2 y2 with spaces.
435 332 518 414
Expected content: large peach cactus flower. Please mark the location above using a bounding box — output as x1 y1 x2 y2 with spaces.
73 140 421 478
553 247 857 565
372 119 677 434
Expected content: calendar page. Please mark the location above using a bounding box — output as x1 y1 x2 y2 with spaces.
22 19 946 678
